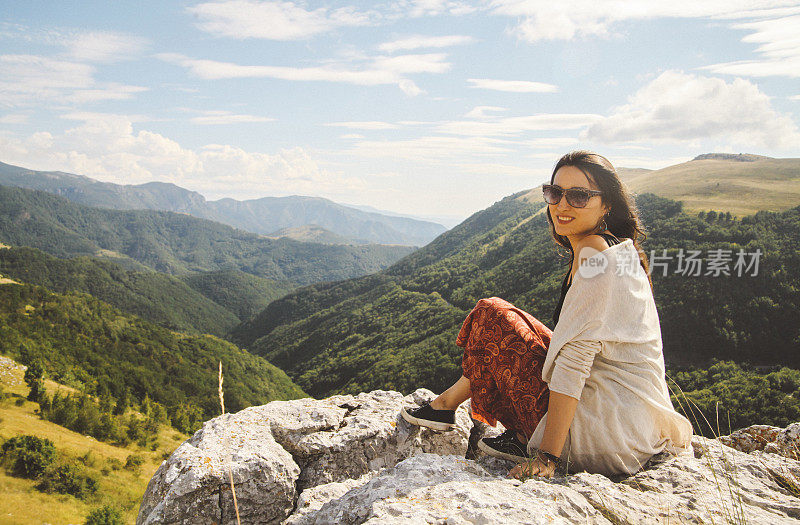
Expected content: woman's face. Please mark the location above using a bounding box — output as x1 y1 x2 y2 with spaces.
549 165 609 243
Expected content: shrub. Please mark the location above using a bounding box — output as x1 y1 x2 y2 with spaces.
106 458 123 471
37 462 99 499
85 505 123 525
1 434 56 478
79 450 96 468
124 454 144 471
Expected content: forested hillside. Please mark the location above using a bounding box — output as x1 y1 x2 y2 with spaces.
180 270 295 322
231 191 800 399
0 246 243 335
0 184 416 284
0 281 307 431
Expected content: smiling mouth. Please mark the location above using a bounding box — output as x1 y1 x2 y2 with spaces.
556 216 575 224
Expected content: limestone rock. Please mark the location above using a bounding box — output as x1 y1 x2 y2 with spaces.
136 411 298 525
138 388 800 525
720 422 800 460
137 389 472 524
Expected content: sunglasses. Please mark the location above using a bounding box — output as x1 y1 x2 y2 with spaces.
542 184 602 208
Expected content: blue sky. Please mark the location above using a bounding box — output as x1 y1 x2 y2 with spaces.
1 1 799 225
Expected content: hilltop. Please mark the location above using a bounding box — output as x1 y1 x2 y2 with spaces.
616 153 800 216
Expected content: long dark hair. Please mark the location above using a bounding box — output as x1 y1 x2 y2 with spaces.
545 150 654 293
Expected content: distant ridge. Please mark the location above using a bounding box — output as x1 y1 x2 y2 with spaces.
265 224 361 244
0 161 447 246
692 153 772 162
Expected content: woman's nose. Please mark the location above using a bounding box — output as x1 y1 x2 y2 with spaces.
555 198 573 212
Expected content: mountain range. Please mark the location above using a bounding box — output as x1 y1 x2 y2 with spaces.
0 184 415 285
0 161 448 246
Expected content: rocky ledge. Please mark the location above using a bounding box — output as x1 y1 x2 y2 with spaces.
137 389 800 524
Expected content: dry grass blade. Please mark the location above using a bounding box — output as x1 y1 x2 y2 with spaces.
219 361 241 525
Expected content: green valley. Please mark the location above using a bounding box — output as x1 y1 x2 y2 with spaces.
0 184 416 285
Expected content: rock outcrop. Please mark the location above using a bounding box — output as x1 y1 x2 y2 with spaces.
137 389 800 524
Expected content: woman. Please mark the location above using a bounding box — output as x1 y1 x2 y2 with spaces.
402 150 694 479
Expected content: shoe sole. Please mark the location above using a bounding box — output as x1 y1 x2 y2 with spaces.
477 438 529 463
400 406 455 431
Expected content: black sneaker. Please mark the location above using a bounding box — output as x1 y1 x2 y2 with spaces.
401 400 455 431
478 428 530 462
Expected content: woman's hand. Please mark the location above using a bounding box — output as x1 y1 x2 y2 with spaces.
507 455 556 480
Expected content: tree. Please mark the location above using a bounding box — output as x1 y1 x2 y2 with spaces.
112 387 129 416
24 360 46 403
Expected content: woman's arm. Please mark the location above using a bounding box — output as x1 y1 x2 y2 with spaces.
508 391 579 479
538 391 579 457
509 339 600 479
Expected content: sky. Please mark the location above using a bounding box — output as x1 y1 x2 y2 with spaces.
1 1 799 226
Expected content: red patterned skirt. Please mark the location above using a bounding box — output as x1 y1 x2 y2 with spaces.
457 297 552 440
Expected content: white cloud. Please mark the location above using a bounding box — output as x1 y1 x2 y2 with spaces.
370 53 451 74
612 154 693 170
464 106 507 119
489 1 800 42
0 114 28 124
0 116 365 200
341 135 517 161
189 110 276 125
398 79 424 96
437 113 602 136
67 83 149 103
0 25 147 63
0 54 147 107
378 34 475 52
64 31 147 63
187 0 376 40
403 0 480 17
583 70 800 148
156 52 394 82
340 133 365 139
525 137 579 148
325 121 400 130
157 52 448 94
60 111 154 123
455 161 544 177
701 14 800 78
467 78 558 93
